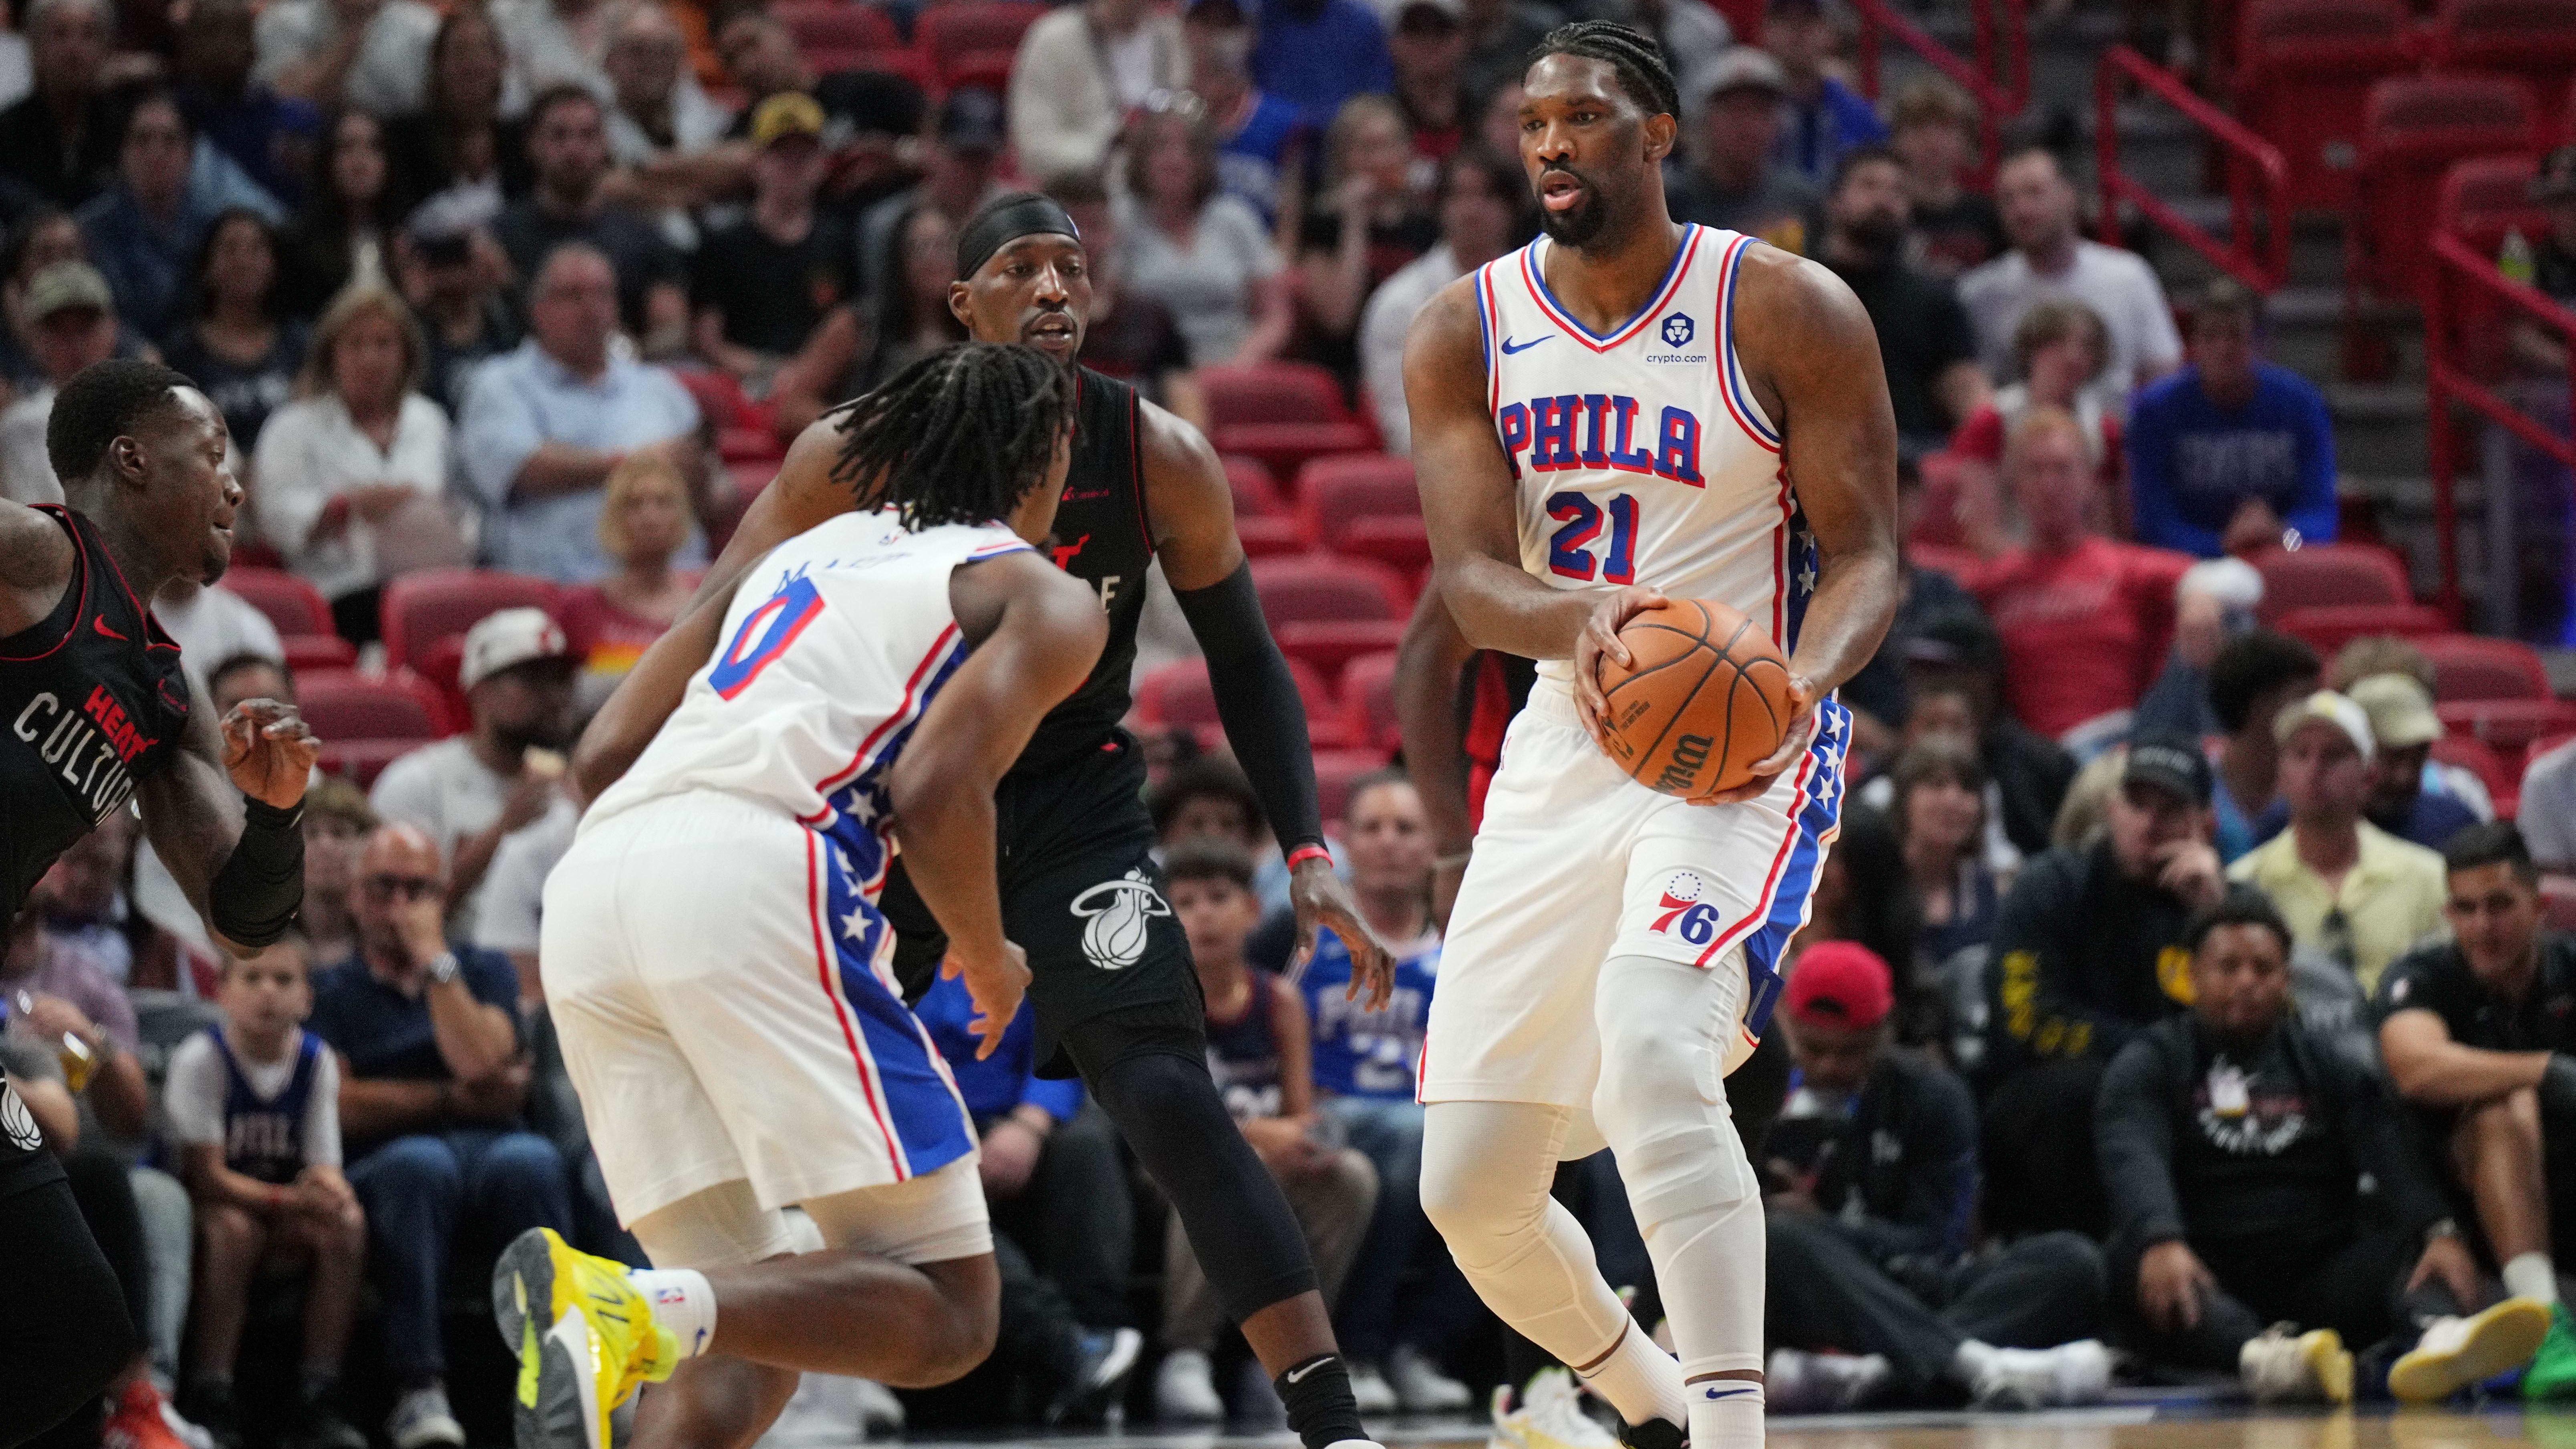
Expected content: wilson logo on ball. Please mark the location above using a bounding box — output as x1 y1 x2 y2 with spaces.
1070 870 1172 971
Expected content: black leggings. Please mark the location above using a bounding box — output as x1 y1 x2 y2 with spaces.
1064 1016 1319 1324
0 1173 137 1449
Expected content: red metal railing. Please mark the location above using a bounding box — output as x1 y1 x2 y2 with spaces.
2095 45 2293 292
1852 0 2029 172
2423 230 2576 617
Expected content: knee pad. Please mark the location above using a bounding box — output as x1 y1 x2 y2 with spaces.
1591 991 1754 1225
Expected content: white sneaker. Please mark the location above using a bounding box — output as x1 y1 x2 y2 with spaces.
1766 1348 1893 1414
1489 1368 1617 1449
2391 1298 2554 1404
387 1387 466 1449
157 1395 214 1449
851 1379 904 1436
2241 1324 2354 1404
1156 1349 1225 1423
1349 1362 1400 1415
1389 1344 1472 1412
1969 1340 2111 1410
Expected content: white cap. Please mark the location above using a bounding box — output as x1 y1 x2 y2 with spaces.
2272 688 2375 762
459 607 570 691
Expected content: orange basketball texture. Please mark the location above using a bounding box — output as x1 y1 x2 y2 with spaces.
1596 599 1794 798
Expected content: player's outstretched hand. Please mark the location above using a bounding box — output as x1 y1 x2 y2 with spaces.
944 940 1031 1060
1293 857 1394 1009
1571 584 1669 749
1687 675 1818 806
221 699 320 809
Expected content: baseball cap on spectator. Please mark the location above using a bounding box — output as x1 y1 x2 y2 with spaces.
1688 47 1787 105
752 91 825 147
2273 689 2375 761
2534 145 2576 203
2346 672 2441 751
2123 732 2215 807
26 261 111 322
1904 604 2006 675
1784 941 1893 1031
939 88 1007 156
460 608 572 690
407 190 497 268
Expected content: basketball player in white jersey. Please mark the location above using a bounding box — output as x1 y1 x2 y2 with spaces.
487 344 1108 1449
1403 22 1901 1449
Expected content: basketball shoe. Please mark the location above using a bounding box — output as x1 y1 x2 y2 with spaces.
2389 1298 2551 1403
2240 1324 2352 1404
492 1227 679 1449
2528 1302 2576 1401
1488 1368 1617 1449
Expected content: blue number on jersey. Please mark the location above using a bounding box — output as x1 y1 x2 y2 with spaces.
1545 492 1640 582
709 575 826 700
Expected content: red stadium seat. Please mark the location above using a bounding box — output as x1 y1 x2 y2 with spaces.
2233 0 2421 208
913 2 1041 89
220 568 334 639
1252 554 1410 679
297 670 451 781
2431 733 2517 813
2438 154 2548 377
1908 451 1974 551
2250 541 2415 618
379 569 561 680
318 738 422 788
1335 516 1432 573
1315 748 1394 824
1224 455 1312 554
2274 601 2452 654
2353 72 2540 303
2437 697 2576 752
1225 455 1286 516
1339 649 1402 754
2417 632 2553 698
1131 655 1351 748
2428 0 2576 117
1200 363 1376 484
2532 730 2576 770
1297 455 1426 570
1906 541 1984 580
280 635 358 673
773 0 902 53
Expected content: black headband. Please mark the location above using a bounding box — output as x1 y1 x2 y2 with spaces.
954 194 1083 281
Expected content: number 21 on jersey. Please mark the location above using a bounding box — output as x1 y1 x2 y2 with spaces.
709 576 826 699
1547 492 1639 584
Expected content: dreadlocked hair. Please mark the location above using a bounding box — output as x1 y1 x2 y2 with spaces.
1527 20 1680 121
826 343 1078 530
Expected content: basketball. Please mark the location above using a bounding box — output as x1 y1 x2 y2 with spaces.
1594 599 1796 799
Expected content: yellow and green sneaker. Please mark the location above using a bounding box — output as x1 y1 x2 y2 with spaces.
2391 1299 2549 1403
492 1227 679 1449
2528 1302 2576 1401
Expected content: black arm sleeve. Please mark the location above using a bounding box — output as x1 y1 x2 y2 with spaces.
207 797 305 948
2096 1034 2187 1248
1172 561 1325 851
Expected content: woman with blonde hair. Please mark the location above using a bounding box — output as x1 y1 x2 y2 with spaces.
558 452 702 700
254 284 457 642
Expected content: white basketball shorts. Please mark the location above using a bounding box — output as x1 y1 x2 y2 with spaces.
1419 682 1851 1111
542 789 980 1226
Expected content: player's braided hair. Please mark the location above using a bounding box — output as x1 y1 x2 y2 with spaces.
826 343 1077 530
1526 20 1680 122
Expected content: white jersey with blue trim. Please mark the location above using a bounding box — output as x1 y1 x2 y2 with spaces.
1473 224 1816 686
584 508 1029 838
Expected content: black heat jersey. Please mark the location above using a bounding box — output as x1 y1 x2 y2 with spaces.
0 505 191 922
1015 367 1150 776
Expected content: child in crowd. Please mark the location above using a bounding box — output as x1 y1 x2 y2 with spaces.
164 937 367 1449
1157 838 1380 1424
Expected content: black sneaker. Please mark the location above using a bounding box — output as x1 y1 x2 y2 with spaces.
284 1388 369 1449
175 1383 243 1449
1046 1326 1144 1427
1619 1416 1686 1449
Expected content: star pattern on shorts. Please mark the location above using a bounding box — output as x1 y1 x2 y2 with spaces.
1793 528 1819 595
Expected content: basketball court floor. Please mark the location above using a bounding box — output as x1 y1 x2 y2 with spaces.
759 1405 2576 1449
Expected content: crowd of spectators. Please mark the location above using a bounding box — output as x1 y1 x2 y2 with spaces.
4 0 2576 1440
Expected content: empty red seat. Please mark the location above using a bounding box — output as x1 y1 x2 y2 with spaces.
220 568 334 639
1131 655 1350 748
1339 649 1402 754
2544 873 2576 931
2354 72 2540 303
2438 153 2548 376
2437 697 2576 751
1252 554 1410 678
298 670 451 780
773 0 902 53
1223 454 1312 554
281 635 358 672
2275 601 2452 654
2418 632 2554 698
2251 541 2415 618
2429 0 2576 116
1200 363 1376 483
1225 455 1285 516
379 569 561 681
914 2 1040 89
1334 516 1432 572
2431 732 2517 812
1297 455 1426 570
2234 0 2421 208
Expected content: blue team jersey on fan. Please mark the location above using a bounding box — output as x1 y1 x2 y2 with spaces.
1300 929 1439 1100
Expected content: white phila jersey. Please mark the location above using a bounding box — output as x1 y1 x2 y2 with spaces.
1472 224 1816 686
585 509 1029 850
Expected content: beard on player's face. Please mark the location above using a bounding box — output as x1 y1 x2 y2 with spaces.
1533 165 1617 248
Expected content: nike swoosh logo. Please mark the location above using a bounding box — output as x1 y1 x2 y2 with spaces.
1285 1359 1330 1385
93 616 126 641
1500 335 1553 354
1701 1387 1759 1400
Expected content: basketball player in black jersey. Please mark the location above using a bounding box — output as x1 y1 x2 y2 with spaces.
0 360 318 1447
580 193 1395 1449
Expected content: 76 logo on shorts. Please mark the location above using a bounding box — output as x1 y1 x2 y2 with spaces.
1649 871 1723 945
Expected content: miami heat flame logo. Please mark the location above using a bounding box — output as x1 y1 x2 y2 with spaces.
1070 869 1172 971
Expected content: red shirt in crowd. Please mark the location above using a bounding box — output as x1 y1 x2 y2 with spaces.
1963 536 2193 740
558 573 704 686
